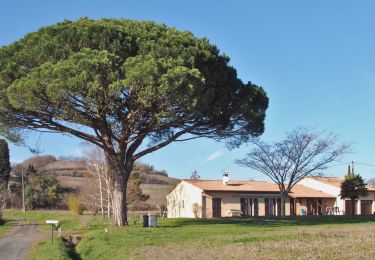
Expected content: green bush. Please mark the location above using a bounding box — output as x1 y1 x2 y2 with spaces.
67 196 84 215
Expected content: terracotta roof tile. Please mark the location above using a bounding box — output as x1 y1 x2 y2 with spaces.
289 184 336 198
184 179 335 198
306 176 375 191
305 176 343 187
184 179 280 192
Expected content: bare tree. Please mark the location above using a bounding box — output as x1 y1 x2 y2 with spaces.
81 143 113 218
78 179 113 216
153 192 168 219
190 170 200 180
81 143 149 218
192 203 201 218
236 127 350 217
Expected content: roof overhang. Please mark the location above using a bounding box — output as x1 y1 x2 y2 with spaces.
289 194 336 199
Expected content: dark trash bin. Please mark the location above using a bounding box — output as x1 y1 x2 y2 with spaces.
142 215 149 227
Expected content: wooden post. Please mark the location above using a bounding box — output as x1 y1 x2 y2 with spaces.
21 170 25 212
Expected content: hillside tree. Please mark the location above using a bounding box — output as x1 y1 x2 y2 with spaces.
0 178 8 219
236 127 349 217
0 139 11 187
368 178 375 187
23 166 61 209
190 170 200 180
0 18 268 226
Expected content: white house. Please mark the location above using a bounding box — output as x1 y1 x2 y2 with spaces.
167 175 337 218
300 176 375 215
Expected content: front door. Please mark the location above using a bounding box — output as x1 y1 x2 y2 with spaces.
265 198 276 216
253 198 259 216
241 198 252 216
290 198 295 216
317 199 323 215
240 198 259 217
277 198 281 216
307 199 318 215
212 198 221 218
360 200 372 215
345 200 357 215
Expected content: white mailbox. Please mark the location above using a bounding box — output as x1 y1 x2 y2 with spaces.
46 220 59 226
46 220 59 243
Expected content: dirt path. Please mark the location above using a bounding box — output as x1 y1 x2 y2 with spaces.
0 220 48 260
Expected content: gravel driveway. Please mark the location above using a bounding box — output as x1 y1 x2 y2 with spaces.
0 220 48 260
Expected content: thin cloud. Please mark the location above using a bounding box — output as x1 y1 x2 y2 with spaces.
206 149 224 162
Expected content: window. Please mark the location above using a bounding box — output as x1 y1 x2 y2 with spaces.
265 198 277 216
241 198 252 216
253 198 259 216
240 198 259 216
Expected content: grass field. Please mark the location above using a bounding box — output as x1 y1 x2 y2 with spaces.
0 218 17 237
3 210 375 259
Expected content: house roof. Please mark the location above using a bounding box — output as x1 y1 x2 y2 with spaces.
306 176 375 191
184 180 336 198
288 184 336 198
184 179 280 192
305 176 343 187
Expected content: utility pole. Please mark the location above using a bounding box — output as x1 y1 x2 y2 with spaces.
21 170 25 212
352 161 355 175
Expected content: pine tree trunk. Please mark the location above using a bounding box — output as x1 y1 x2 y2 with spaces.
105 152 133 227
112 179 128 226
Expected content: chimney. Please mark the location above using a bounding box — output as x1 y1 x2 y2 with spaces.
223 172 229 185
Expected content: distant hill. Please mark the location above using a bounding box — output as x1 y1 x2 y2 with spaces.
368 178 375 187
11 155 179 210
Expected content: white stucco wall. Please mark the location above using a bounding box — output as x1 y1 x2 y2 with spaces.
299 178 341 197
166 181 203 218
299 178 344 212
300 178 375 215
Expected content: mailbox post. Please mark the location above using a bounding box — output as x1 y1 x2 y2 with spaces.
46 220 59 243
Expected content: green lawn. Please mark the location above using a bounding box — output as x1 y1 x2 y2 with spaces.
0 218 18 237
29 238 72 260
3 211 375 259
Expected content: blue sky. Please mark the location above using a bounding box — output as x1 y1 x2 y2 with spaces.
1 0 375 180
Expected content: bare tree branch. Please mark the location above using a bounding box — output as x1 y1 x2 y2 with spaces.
236 126 350 216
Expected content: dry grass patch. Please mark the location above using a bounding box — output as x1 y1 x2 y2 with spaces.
139 224 375 260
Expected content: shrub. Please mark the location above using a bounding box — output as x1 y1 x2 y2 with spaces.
68 195 84 215
192 203 201 218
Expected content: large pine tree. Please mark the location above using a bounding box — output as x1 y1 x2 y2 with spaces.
0 18 268 225
0 139 11 186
